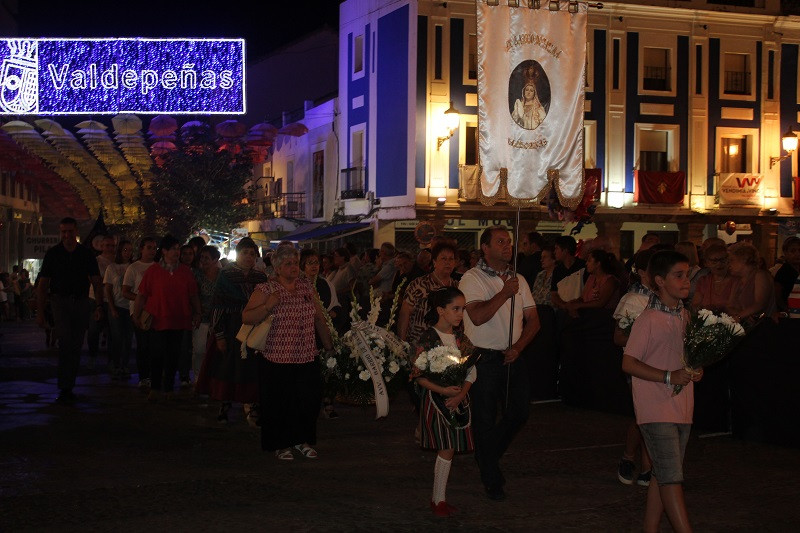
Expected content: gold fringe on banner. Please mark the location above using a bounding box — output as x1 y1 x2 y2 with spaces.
477 166 585 209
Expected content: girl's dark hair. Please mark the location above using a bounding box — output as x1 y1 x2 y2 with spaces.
115 239 132 264
236 237 259 254
364 248 379 263
555 235 578 255
300 248 319 270
187 236 206 251
159 234 180 252
589 249 615 274
648 250 689 283
138 236 156 251
333 247 350 261
424 286 465 324
431 241 457 261
199 245 221 262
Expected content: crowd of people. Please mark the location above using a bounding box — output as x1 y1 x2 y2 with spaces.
24 217 800 529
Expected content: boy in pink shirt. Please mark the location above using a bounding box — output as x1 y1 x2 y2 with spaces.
622 251 703 533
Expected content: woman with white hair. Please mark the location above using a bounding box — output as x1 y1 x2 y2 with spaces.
242 245 333 460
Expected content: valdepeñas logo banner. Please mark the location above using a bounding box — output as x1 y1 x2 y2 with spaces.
0 38 245 115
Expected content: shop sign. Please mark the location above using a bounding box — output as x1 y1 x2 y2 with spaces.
0 38 245 115
718 173 763 207
23 234 59 259
396 219 515 230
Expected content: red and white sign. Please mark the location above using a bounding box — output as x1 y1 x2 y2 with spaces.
718 173 763 206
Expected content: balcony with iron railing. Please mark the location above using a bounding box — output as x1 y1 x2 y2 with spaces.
724 71 751 95
340 166 367 199
255 191 306 219
643 66 670 91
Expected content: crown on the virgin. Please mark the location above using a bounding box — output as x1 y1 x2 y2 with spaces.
524 66 537 83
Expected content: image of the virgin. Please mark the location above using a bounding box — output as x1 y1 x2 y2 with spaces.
508 61 550 131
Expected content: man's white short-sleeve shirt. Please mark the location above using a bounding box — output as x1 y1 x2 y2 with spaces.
460 266 535 350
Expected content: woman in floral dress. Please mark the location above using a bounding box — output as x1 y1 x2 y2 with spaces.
242 245 333 460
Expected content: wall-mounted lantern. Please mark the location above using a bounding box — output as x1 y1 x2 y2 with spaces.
769 125 798 168
436 101 461 150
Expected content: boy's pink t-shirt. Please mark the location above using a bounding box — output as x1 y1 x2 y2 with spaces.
625 307 694 424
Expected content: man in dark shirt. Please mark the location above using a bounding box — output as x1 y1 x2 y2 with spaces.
517 231 544 289
36 217 103 404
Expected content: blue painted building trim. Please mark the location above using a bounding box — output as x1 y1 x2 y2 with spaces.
376 5 410 197
585 29 606 190
624 33 690 194
416 16 428 189
706 39 762 194
707 38 720 194
625 32 638 193
347 26 371 192
780 43 798 198
676 35 690 193
448 18 465 189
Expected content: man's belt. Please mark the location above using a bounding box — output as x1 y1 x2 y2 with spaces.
474 347 505 363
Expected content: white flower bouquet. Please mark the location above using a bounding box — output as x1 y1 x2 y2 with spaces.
319 287 410 404
618 312 636 336
674 308 746 395
414 345 471 387
415 345 473 428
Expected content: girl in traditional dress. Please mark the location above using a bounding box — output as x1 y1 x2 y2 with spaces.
412 287 476 518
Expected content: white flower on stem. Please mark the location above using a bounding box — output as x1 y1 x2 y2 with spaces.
415 353 428 370
389 361 400 374
731 322 745 336
718 312 735 326
326 357 337 369
702 312 719 326
697 308 713 321
359 370 370 381
345 373 350 380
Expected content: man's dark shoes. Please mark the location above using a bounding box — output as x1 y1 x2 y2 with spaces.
56 390 76 404
485 485 506 501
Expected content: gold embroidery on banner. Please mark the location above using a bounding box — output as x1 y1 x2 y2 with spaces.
478 167 584 209
478 166 502 206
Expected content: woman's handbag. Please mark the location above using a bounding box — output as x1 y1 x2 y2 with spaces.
235 315 273 357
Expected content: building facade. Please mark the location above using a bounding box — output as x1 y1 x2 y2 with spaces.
334 0 800 260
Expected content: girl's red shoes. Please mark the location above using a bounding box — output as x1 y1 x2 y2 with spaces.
431 501 458 517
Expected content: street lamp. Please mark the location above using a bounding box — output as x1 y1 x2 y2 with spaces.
436 101 461 150
769 125 798 168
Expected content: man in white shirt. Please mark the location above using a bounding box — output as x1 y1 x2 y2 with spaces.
460 226 540 501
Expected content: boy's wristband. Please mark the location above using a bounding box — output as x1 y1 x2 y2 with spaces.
664 370 671 386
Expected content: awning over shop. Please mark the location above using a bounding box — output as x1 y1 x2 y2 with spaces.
275 222 371 243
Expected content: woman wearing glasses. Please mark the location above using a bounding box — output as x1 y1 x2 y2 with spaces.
691 243 734 313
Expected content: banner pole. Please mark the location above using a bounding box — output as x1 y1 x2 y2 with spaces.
506 205 522 409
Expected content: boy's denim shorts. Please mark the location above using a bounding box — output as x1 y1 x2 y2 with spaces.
639 422 691 485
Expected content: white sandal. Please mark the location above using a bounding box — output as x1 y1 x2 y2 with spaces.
275 448 294 461
294 444 318 459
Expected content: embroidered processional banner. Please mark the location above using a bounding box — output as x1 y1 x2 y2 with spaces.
477 1 586 207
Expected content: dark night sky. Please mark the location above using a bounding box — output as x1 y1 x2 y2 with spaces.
16 0 341 60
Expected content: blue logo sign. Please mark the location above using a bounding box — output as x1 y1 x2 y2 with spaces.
0 38 245 115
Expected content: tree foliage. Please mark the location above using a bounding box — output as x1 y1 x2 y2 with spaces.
145 140 255 241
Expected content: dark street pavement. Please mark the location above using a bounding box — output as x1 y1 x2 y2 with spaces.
1 321 799 532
